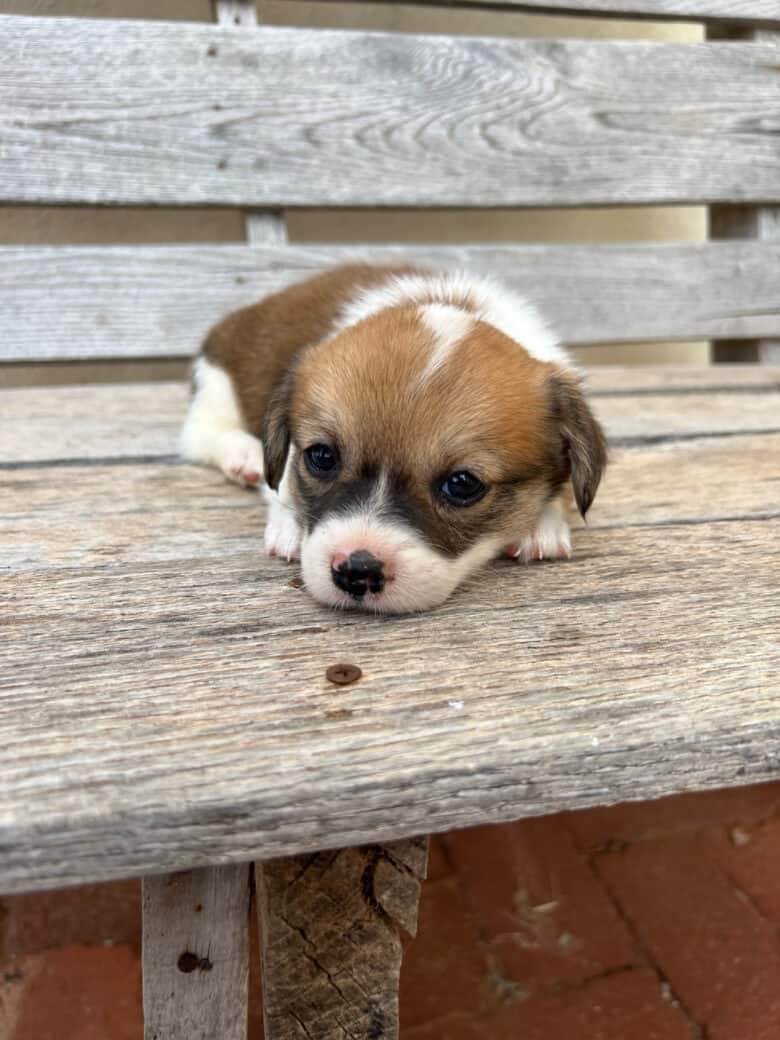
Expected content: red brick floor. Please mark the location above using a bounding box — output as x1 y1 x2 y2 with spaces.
3 782 780 1039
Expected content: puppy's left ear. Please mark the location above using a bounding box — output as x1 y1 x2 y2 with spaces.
548 371 608 518
261 367 295 490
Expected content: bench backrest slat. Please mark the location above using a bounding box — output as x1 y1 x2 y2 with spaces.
3 9 778 364
2 16 778 208
409 0 780 23
2 242 778 362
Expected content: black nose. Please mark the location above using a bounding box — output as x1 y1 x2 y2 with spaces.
332 550 385 598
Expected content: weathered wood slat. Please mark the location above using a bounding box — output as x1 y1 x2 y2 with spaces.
2 369 778 465
585 365 780 393
2 16 778 207
1 513 778 895
257 839 428 1040
0 383 185 464
402 1 780 24
2 242 780 362
142 865 250 1040
1 433 778 573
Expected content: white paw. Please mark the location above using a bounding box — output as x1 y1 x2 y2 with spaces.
504 504 571 563
264 492 302 562
216 431 264 487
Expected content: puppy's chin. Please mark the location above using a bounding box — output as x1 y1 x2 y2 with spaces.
300 514 501 614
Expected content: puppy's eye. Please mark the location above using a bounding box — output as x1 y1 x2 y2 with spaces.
438 470 486 507
304 443 340 477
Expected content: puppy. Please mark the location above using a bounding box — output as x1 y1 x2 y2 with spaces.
181 264 606 613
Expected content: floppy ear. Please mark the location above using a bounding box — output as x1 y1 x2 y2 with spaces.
261 368 295 490
549 372 608 518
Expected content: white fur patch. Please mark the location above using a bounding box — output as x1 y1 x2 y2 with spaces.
418 303 475 385
263 449 302 560
335 270 571 369
506 500 571 563
264 489 302 560
301 509 501 614
180 357 264 485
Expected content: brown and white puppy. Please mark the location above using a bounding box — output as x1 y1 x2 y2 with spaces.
181 264 606 613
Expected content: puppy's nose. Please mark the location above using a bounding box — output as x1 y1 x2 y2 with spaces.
331 549 385 598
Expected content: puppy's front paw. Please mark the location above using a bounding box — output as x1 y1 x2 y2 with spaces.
504 505 571 563
216 431 264 487
264 499 302 562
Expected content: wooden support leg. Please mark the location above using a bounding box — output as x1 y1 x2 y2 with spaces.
257 838 429 1040
142 864 251 1040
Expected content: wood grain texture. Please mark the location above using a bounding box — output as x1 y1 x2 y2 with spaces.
404 1 780 25
2 242 780 362
1 515 777 895
1 371 778 894
257 839 427 1040
2 369 779 465
143 865 250 1040
2 16 779 207
584 364 780 393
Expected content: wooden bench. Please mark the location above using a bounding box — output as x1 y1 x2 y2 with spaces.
2 2 779 1037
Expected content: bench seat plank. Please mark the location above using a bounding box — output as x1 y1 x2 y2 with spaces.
2 17 779 208
1 385 778 891
3 243 780 361
1 432 778 570
1 519 776 894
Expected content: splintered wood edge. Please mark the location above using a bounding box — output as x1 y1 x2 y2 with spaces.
257 838 428 1040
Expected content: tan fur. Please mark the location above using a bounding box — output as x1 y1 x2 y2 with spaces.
288 306 566 556
202 263 420 434
294 308 551 478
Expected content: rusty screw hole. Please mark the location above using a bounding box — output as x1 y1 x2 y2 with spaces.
178 952 200 974
326 663 362 686
178 951 213 974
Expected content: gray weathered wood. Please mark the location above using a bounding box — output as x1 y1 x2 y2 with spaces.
2 242 780 362
257 839 428 1040
2 16 779 207
709 25 780 364
393 1 780 24
3 431 777 567
584 364 780 393
1 423 778 893
142 865 250 1040
2 368 778 465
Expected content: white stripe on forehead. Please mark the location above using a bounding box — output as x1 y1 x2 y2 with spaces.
418 303 475 385
333 269 571 368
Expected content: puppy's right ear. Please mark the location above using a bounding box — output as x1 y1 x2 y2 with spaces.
261 368 295 490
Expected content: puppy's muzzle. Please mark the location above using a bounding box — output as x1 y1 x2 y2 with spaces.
331 550 385 599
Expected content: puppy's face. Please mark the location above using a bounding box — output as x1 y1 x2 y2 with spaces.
263 305 605 613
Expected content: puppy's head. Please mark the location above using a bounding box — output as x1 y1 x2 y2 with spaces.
263 304 605 613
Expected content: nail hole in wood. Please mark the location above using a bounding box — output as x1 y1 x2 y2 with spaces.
178 952 200 973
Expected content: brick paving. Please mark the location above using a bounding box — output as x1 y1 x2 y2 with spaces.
3 782 780 1039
